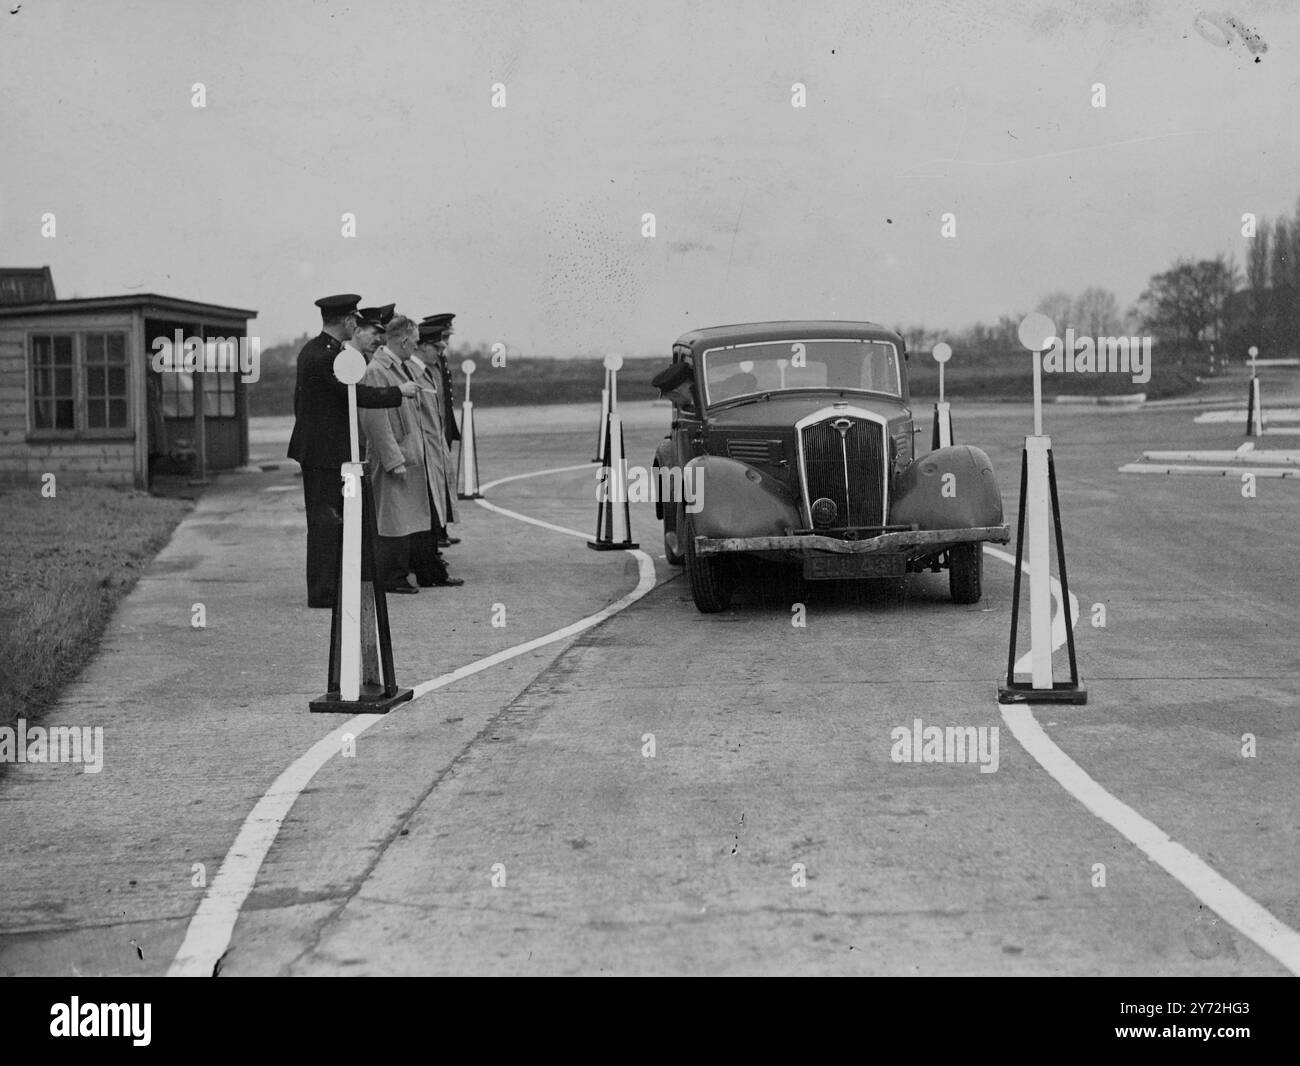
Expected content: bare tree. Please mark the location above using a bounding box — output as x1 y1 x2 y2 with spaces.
1034 290 1075 334
1136 256 1239 349
1074 286 1122 336
1270 218 1296 342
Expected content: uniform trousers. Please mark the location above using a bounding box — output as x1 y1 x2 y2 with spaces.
301 466 344 607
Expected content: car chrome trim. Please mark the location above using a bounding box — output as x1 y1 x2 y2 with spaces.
794 405 890 529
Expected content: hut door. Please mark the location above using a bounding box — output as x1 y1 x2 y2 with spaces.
198 369 241 468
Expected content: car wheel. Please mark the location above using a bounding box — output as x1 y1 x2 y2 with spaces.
683 513 734 612
663 498 685 566
949 543 982 604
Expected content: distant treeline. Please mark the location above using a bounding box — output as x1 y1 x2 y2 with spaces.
248 335 1206 413
904 340 1206 401
248 338 665 416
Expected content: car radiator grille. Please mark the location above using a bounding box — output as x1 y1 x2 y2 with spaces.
800 418 886 527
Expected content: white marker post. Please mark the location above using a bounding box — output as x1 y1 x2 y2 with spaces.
997 315 1084 703
593 367 611 463
309 346 413 716
1018 314 1054 689
333 346 368 703
1247 345 1263 438
589 352 638 550
457 359 484 499
931 342 953 449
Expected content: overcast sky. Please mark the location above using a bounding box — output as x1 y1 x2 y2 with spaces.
1 0 1296 355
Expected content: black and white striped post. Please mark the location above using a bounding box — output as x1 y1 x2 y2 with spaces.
998 313 1086 705
310 345 412 714
1245 346 1263 438
457 358 484 500
590 352 638 551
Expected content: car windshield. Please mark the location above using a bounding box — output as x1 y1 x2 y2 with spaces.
701 338 901 405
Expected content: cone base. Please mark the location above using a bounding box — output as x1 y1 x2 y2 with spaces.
997 682 1087 705
310 686 414 714
587 540 639 551
457 492 484 500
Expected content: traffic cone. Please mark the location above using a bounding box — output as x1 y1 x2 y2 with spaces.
311 467 413 714
457 360 484 500
997 435 1086 704
1246 375 1263 437
589 356 638 551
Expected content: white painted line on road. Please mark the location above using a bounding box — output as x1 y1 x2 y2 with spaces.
982 546 1300 974
1143 449 1300 465
1003 706 1300 975
168 717 385 977
1118 463 1298 478
1195 408 1300 424
982 545 1078 678
169 462 654 977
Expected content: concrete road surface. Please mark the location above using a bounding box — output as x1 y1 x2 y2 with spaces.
1 397 1297 976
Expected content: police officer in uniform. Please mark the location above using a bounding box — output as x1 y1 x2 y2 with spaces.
357 303 396 343
418 314 462 546
420 313 461 450
352 305 389 361
287 294 420 608
406 319 463 582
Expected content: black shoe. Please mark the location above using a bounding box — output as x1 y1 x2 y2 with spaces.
438 536 461 547
431 576 464 587
383 584 418 595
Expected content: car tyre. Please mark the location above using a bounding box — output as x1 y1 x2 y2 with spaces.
683 513 734 612
949 543 982 604
663 498 685 566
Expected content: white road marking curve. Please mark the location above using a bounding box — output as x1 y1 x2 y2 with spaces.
168 463 654 977
981 545 1300 974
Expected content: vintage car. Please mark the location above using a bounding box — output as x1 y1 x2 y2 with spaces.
651 320 1010 612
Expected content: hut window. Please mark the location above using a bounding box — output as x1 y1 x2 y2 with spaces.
160 371 193 418
30 333 76 431
161 369 236 418
29 331 130 435
84 332 129 429
205 371 237 417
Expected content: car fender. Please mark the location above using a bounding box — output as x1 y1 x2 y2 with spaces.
889 445 1003 530
684 455 802 539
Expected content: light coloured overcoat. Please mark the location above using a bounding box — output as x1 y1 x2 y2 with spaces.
358 347 432 537
410 352 456 525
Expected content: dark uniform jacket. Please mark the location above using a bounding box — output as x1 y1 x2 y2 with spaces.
434 353 461 446
287 332 404 468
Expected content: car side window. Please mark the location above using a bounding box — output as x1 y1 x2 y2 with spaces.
670 353 696 414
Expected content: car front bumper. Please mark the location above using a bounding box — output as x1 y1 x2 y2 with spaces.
692 525 1011 556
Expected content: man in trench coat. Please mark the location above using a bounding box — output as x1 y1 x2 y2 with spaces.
357 316 434 593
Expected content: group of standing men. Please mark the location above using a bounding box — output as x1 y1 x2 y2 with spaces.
287 293 467 608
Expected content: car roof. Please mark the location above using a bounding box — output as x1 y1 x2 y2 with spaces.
673 320 904 353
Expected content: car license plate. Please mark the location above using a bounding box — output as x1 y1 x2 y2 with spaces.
803 554 905 580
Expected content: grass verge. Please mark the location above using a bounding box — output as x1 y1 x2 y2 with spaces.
0 485 192 730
